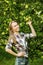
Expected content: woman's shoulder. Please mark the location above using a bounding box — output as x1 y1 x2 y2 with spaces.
20 32 25 35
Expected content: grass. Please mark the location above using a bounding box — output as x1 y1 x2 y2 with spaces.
0 47 43 65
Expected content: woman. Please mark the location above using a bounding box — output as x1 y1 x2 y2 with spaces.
5 20 36 65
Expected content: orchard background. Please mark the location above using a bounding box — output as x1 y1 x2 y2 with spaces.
0 0 43 65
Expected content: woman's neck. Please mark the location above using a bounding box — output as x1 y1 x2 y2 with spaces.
14 32 19 35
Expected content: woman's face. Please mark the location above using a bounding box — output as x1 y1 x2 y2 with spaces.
11 22 19 33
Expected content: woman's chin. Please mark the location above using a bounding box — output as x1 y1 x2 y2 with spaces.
16 30 19 32
18 29 19 31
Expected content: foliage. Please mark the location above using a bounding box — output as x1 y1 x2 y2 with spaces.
0 0 43 60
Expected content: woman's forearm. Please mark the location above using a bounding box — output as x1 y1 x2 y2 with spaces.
29 24 36 37
5 49 17 56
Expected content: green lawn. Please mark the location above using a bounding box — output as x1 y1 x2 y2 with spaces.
0 48 43 65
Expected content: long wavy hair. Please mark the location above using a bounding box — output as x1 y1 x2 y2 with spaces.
8 21 17 44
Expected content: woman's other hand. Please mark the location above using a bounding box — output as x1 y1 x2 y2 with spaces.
17 52 25 57
26 20 32 25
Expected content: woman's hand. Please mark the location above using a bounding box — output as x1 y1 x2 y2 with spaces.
17 52 25 57
26 21 32 25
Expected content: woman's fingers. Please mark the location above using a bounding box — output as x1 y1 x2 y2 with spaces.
26 21 32 25
17 52 25 57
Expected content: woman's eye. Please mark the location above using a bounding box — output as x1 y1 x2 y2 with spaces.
14 25 17 27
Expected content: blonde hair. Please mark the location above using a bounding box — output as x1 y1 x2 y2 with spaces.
9 21 15 35
8 21 17 44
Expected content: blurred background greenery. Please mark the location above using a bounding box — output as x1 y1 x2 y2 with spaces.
0 0 43 65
